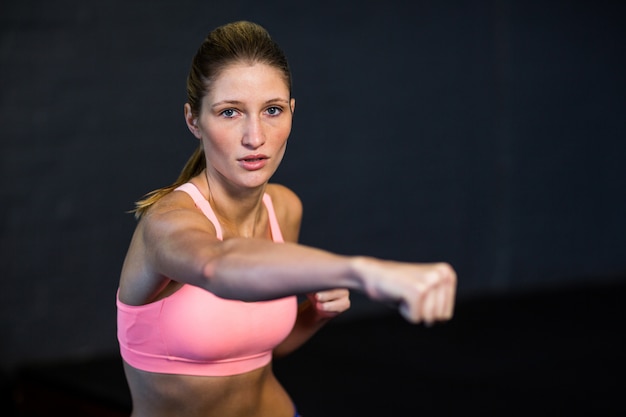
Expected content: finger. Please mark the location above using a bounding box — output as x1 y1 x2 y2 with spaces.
447 278 457 318
317 296 351 313
439 278 453 320
432 266 455 320
316 288 349 302
421 288 436 325
436 283 447 319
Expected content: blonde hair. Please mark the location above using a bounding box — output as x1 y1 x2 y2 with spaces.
131 21 292 219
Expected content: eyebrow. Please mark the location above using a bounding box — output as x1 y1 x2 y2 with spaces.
210 98 290 109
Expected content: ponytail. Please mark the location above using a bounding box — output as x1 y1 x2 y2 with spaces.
130 145 205 219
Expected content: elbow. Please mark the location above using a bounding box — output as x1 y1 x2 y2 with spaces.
197 237 241 292
201 258 217 282
197 240 247 300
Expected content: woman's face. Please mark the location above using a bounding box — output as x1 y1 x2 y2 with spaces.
186 62 295 191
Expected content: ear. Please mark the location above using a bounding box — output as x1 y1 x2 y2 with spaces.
184 103 202 139
290 98 296 114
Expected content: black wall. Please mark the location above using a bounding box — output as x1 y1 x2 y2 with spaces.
1 0 625 371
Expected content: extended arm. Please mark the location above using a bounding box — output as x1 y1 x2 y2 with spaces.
123 190 456 325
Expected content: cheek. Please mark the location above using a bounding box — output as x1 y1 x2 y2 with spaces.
274 119 292 143
203 125 234 153
272 130 290 157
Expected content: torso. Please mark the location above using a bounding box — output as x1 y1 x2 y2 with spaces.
118 178 303 416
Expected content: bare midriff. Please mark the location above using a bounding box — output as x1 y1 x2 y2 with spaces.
123 362 295 417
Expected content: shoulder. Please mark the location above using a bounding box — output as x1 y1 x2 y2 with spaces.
144 187 197 221
265 183 303 242
141 186 216 240
266 183 302 211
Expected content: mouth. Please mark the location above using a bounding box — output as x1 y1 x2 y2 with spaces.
238 154 269 171
239 154 268 162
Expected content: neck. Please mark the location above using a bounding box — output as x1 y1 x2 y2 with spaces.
204 171 266 238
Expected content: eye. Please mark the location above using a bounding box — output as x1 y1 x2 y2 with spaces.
265 106 283 116
220 108 238 118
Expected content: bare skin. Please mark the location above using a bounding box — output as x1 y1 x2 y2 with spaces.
123 361 295 417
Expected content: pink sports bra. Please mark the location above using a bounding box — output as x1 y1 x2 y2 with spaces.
117 183 298 376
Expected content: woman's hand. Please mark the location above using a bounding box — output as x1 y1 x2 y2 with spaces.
273 289 351 357
354 258 457 325
306 288 351 321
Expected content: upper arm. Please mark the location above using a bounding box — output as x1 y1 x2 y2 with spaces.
267 183 303 243
142 192 223 286
119 190 223 304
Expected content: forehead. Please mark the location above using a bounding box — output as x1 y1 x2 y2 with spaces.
207 62 290 102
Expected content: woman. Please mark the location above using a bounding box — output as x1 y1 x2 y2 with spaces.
117 21 456 417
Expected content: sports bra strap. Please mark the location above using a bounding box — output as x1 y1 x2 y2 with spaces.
175 183 223 240
263 193 284 243
175 183 284 242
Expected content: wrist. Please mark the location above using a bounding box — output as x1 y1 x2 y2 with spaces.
349 256 378 297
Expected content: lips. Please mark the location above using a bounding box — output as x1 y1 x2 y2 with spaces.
238 154 269 171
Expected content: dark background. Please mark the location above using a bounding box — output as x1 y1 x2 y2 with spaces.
1 0 625 411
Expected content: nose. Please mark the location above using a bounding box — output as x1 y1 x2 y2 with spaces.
242 115 266 149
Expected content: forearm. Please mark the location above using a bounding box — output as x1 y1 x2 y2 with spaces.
201 238 362 301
